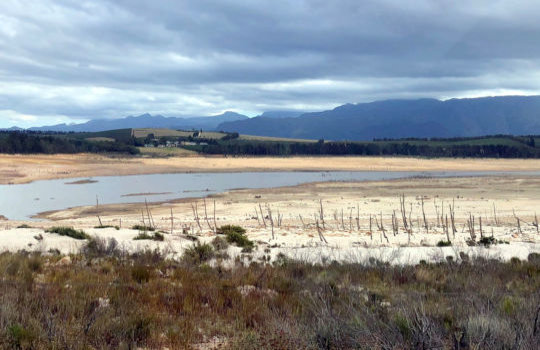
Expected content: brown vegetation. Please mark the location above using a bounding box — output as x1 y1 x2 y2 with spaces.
0 246 538 349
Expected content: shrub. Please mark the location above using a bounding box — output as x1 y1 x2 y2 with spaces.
82 237 120 258
131 265 152 283
226 231 254 249
479 236 497 247
26 255 42 272
94 225 120 230
133 232 164 241
217 225 246 236
46 227 88 240
132 225 155 232
17 224 32 229
183 243 214 264
211 236 229 251
436 240 451 247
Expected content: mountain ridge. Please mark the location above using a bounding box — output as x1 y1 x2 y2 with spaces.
217 96 540 140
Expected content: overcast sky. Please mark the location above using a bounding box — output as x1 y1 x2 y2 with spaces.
1 0 540 127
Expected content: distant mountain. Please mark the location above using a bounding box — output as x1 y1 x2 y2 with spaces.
256 111 304 119
28 111 248 132
217 96 540 140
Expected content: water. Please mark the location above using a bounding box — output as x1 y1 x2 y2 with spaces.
0 171 538 220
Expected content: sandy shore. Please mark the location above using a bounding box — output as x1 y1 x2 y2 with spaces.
2 175 539 264
2 153 540 184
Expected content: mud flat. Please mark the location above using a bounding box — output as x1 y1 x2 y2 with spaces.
3 153 540 184
1 175 539 264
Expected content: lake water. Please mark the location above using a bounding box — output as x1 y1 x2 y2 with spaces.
0 171 538 220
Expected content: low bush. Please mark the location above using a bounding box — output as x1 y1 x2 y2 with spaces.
479 236 497 247
133 232 164 242
45 226 88 240
94 225 120 230
211 236 229 251
217 225 254 249
182 243 214 264
436 240 452 247
131 225 155 232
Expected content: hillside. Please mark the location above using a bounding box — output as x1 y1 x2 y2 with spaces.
217 96 540 140
28 112 248 133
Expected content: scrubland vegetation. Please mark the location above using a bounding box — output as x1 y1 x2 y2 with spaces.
0 238 538 349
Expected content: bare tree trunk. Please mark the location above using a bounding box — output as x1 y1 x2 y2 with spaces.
170 208 174 235
319 199 326 230
259 203 267 228
421 197 428 233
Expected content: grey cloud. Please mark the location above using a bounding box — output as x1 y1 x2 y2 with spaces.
1 0 540 126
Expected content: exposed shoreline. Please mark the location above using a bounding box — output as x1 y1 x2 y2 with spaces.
2 153 540 184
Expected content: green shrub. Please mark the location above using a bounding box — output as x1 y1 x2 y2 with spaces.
94 225 120 230
479 236 496 247
17 224 32 229
217 225 246 236
436 240 452 247
46 226 88 240
226 231 254 249
211 236 229 251
132 225 155 232
183 243 214 264
8 324 34 348
133 232 164 241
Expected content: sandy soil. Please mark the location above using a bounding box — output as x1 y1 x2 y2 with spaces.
2 175 539 264
2 153 540 184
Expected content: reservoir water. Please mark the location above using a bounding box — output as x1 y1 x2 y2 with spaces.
0 171 538 220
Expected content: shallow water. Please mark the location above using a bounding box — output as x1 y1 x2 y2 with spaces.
0 171 538 220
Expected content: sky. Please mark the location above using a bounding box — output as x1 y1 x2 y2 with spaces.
1 0 540 128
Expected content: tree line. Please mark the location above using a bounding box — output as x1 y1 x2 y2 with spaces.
189 139 540 158
0 132 139 154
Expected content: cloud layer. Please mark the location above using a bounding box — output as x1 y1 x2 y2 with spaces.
1 0 540 127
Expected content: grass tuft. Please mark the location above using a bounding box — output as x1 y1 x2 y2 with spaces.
45 226 88 240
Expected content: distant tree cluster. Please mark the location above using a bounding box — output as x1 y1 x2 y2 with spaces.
0 132 139 154
188 138 540 158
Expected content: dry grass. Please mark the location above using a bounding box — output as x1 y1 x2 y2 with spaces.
0 247 538 349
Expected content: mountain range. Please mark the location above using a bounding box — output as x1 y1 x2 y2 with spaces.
218 96 540 140
25 112 248 133
9 95 540 140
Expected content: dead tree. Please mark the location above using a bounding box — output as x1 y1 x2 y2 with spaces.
254 207 261 225
191 202 202 232
96 196 103 227
479 216 483 238
444 215 451 244
391 210 398 236
369 214 373 241
267 205 275 240
259 203 267 228
213 200 217 230
341 209 345 230
533 212 539 233
203 198 213 232
399 194 409 233
434 199 440 227
421 197 428 232
467 213 476 242
145 199 155 229
493 202 499 226
375 212 389 243
299 214 307 229
170 208 174 235
319 199 326 230
316 219 328 244
449 200 457 238
349 208 353 232
356 204 360 231
513 210 523 235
